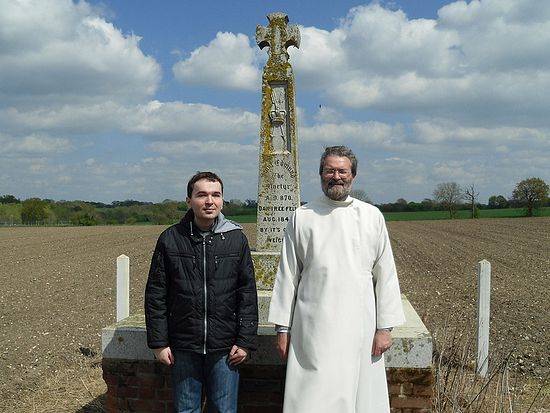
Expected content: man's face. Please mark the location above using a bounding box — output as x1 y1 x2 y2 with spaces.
186 179 223 228
320 156 354 201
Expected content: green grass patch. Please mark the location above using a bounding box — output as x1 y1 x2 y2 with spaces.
383 210 464 221
383 207 550 221
479 207 550 218
231 208 550 223
226 214 258 223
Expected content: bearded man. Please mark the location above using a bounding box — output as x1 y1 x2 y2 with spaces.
268 145 405 412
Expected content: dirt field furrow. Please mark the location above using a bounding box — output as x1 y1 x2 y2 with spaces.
0 218 548 411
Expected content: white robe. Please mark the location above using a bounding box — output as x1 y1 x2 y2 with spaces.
268 195 406 413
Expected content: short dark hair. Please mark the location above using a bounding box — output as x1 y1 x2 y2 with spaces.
319 146 358 177
187 171 224 198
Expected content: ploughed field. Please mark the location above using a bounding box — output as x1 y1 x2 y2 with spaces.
0 217 548 411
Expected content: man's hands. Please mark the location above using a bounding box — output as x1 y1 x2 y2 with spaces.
371 329 393 357
274 330 391 361
276 332 290 361
153 346 174 365
154 345 249 366
228 345 249 366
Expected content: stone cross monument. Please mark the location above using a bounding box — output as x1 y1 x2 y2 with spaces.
255 12 301 252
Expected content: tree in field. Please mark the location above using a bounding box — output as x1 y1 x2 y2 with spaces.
420 198 434 211
0 194 20 204
21 198 48 224
433 182 463 219
463 183 480 219
350 189 371 204
244 199 258 209
488 195 508 209
512 177 549 217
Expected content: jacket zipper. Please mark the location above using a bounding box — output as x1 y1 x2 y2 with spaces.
202 236 208 354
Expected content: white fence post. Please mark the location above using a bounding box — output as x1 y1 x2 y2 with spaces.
116 254 130 322
476 259 491 377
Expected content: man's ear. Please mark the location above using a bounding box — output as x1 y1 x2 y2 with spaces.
186 197 191 207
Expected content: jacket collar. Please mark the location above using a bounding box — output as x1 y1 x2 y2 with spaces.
181 210 242 236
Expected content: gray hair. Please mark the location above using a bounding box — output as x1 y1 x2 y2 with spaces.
319 146 357 177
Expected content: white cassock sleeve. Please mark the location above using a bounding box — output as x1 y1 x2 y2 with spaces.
372 214 406 329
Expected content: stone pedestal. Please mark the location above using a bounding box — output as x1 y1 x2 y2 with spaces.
102 295 433 412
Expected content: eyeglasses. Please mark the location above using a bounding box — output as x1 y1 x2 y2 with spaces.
322 168 352 178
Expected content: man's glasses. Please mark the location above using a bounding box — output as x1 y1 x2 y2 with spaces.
322 168 351 178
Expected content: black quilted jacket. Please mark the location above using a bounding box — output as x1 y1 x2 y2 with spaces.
145 210 258 353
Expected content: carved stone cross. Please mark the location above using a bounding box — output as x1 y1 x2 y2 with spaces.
256 12 300 63
254 13 301 253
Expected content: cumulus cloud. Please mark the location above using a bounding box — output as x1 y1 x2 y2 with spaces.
148 140 257 157
290 26 346 90
300 119 405 148
173 32 262 90
412 121 549 145
0 100 259 143
0 0 161 105
1 0 548 204
289 1 550 127
124 101 259 141
0 133 72 155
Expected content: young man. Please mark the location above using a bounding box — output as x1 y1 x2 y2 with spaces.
145 171 258 413
268 146 405 412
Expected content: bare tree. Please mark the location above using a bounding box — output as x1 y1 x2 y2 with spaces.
350 189 371 204
463 183 480 219
433 182 463 219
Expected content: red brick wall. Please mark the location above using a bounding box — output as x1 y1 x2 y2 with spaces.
103 359 173 413
102 359 433 412
388 368 434 413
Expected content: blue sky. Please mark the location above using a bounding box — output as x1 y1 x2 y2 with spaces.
1 0 549 204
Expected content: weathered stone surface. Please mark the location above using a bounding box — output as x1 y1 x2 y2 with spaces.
255 13 300 252
252 251 280 289
102 314 154 361
102 295 431 369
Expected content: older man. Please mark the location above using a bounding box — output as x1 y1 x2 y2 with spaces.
268 146 405 412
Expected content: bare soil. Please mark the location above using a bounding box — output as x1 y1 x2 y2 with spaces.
0 218 549 411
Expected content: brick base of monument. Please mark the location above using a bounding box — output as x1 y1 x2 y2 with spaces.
102 359 174 413
388 368 434 413
102 359 432 413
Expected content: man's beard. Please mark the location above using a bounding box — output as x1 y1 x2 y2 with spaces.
322 179 351 201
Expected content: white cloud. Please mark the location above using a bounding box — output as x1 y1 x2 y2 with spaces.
0 133 72 154
173 32 262 90
0 100 259 143
0 0 161 105
148 140 257 157
290 26 346 90
341 4 460 77
1 1 548 205
288 1 550 127
300 119 405 147
125 101 259 141
412 121 549 145
313 106 346 124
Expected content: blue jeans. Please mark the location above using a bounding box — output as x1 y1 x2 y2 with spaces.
171 350 240 413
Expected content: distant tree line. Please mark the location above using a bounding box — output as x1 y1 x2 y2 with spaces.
0 196 258 226
1 177 547 225
361 177 549 219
